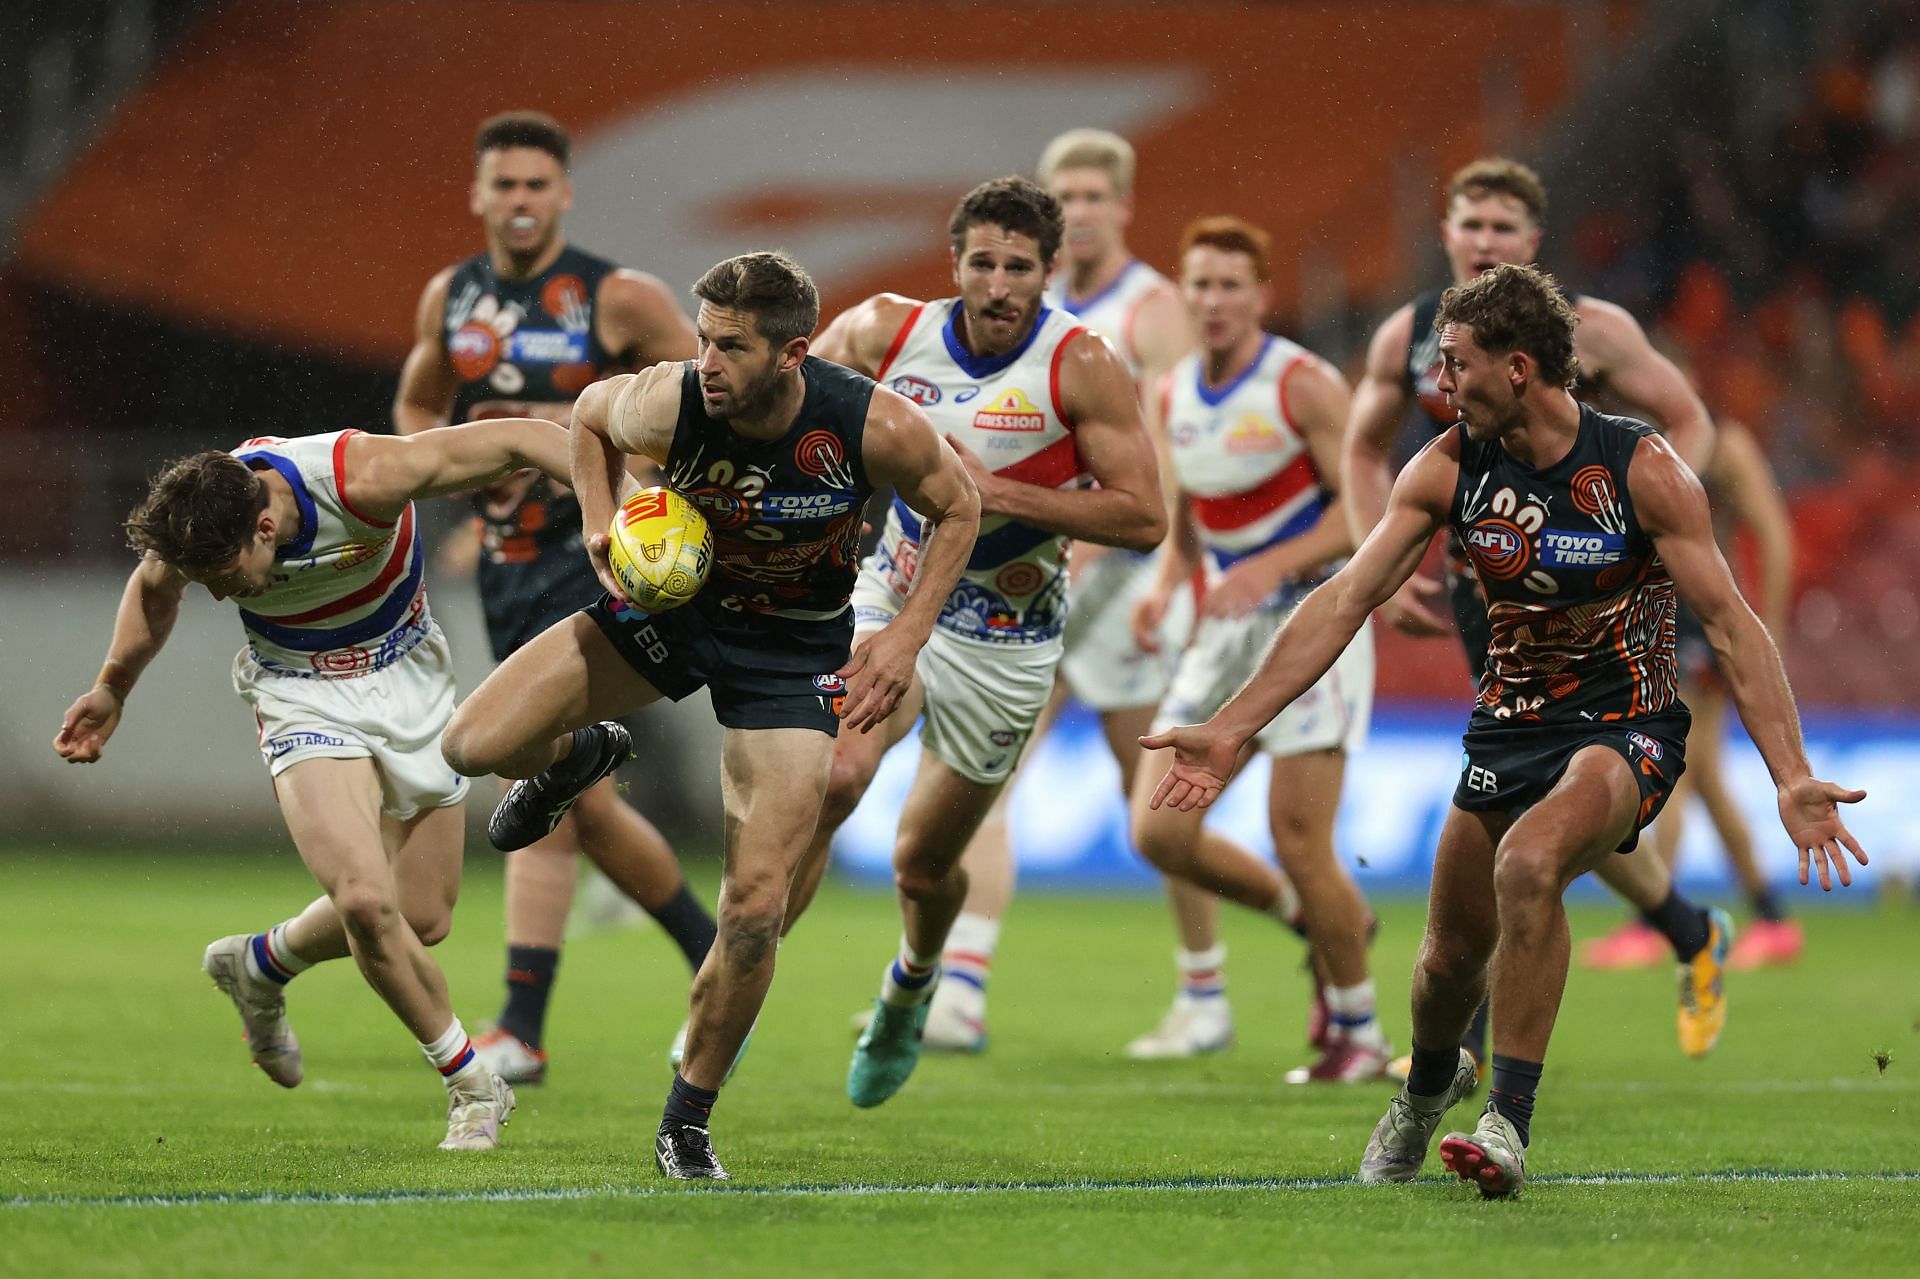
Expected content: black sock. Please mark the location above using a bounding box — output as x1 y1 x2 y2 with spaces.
1639 890 1710 962
498 945 559 1049
1462 998 1491 1062
1749 888 1786 924
1406 1042 1463 1098
649 882 718 972
1488 1053 1543 1148
662 1072 719 1130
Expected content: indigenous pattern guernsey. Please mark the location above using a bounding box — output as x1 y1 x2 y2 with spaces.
664 356 875 620
1162 334 1334 608
868 299 1089 644
229 431 430 676
442 245 620 658
1453 404 1681 726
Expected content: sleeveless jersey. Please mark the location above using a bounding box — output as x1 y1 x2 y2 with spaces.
1044 258 1172 380
664 356 875 621
442 244 622 653
229 431 431 677
871 299 1089 644
1162 336 1334 608
1453 404 1681 726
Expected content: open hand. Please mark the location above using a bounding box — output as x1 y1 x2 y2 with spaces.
1138 721 1240 812
1778 776 1869 891
836 627 919 733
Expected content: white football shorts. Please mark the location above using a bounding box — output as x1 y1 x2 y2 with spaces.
232 623 470 821
1060 548 1194 712
1152 605 1373 757
852 569 1061 785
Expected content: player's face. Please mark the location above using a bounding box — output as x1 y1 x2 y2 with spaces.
471 147 571 260
1049 166 1130 269
951 223 1051 356
1440 193 1542 284
694 303 797 420
183 535 277 601
1180 245 1267 355
1435 323 1523 440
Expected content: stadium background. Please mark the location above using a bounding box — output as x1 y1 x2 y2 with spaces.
3 0 1914 893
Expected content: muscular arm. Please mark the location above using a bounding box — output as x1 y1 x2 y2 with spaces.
54 556 190 762
1631 434 1865 887
837 388 982 730
966 332 1166 552
343 418 574 520
1143 436 1455 809
1710 420 1794 632
811 293 921 376
570 366 682 596
1576 298 1715 473
1341 304 1417 543
597 269 699 372
394 268 462 436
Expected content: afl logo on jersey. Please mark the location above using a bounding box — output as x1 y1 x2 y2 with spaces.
450 322 501 380
890 375 941 406
794 429 857 488
1464 517 1531 581
973 389 1046 432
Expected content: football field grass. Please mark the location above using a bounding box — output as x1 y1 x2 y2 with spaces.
2 846 1915 1277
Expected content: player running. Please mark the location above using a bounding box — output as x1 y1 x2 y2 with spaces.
439 251 980 1179
1148 265 1867 1197
1342 157 1728 1072
56 416 579 1150
784 176 1166 1108
394 110 713 1086
1127 216 1385 1081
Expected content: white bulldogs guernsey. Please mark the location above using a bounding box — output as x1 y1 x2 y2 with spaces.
229 430 432 676
869 299 1089 644
1044 259 1172 381
1162 335 1334 607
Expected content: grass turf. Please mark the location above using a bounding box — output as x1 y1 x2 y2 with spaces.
2 846 1915 1277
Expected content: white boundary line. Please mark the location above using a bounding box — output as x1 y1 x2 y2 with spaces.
8 1169 1918 1210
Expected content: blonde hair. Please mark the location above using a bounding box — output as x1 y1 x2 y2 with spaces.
1446 157 1547 224
1037 128 1136 196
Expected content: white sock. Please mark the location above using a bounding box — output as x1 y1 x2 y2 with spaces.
1264 873 1303 931
1175 944 1228 1004
1326 979 1386 1050
941 912 999 1003
421 1017 484 1089
880 940 942 1009
242 921 313 986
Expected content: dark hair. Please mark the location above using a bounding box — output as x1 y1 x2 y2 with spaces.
1434 263 1581 389
692 251 820 347
947 176 1063 266
1446 156 1547 224
1178 215 1272 282
124 451 270 571
474 110 570 169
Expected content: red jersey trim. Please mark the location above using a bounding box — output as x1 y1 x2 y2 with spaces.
1188 454 1318 531
1050 325 1089 429
249 504 416 624
331 429 397 529
873 303 928 383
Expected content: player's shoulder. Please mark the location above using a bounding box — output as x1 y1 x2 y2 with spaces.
1569 293 1648 356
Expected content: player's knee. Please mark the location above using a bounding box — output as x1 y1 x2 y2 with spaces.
1128 812 1188 876
406 906 453 947
439 716 495 779
331 882 401 944
891 853 951 902
1492 843 1561 908
1415 932 1487 990
820 752 878 827
717 891 783 968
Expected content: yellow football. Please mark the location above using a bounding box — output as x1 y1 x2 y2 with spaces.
607 486 713 611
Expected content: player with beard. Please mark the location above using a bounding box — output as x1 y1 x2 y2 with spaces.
784 176 1166 1108
395 111 715 1085
441 251 980 1178
1341 157 1728 1075
1150 264 1866 1197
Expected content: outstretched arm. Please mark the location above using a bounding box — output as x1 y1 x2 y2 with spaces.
1631 434 1864 889
1143 433 1456 810
343 418 574 524
837 389 982 732
54 555 189 764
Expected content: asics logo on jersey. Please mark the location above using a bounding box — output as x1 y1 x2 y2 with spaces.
972 389 1046 432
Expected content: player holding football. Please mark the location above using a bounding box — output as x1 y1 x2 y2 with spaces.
439 251 980 1179
1127 216 1387 1082
55 416 579 1150
783 176 1166 1109
1148 265 1866 1197
1342 157 1730 1072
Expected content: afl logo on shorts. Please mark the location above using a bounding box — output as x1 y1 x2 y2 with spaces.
1626 731 1664 761
449 322 501 380
890 375 941 406
812 673 846 693
1463 517 1531 581
794 429 857 488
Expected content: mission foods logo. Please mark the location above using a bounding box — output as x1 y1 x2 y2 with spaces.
973 389 1046 432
